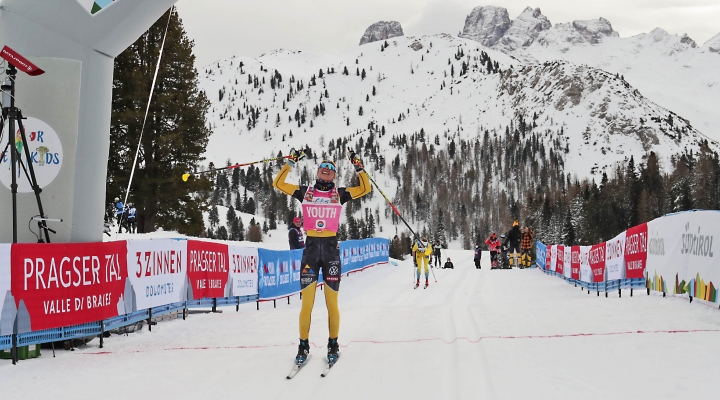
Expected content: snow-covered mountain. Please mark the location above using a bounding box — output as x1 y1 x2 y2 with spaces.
199 32 715 197
459 5 720 142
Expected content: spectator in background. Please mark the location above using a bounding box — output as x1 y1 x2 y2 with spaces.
443 257 454 269
433 240 442 268
126 203 137 234
473 244 482 269
520 226 534 269
288 217 305 249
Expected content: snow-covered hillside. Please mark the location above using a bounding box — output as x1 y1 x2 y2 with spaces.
459 6 720 142
200 34 713 182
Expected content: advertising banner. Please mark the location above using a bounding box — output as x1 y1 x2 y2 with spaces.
545 245 552 272
549 245 557 272
570 246 580 280
564 246 572 279
625 223 648 279
646 211 720 300
340 238 388 274
10 241 127 332
535 242 547 270
605 231 626 281
257 248 303 300
589 243 606 283
187 240 229 300
0 244 14 335
579 246 593 283
227 246 259 297
556 245 564 275
125 239 188 312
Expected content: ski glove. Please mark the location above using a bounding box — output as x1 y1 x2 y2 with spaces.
348 151 364 172
286 149 306 167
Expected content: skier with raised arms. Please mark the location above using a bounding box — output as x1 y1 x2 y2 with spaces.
272 149 371 369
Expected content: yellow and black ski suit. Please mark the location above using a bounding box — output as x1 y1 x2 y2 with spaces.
273 163 371 340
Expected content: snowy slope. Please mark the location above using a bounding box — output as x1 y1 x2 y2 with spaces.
5 252 720 399
459 6 720 142
200 34 714 184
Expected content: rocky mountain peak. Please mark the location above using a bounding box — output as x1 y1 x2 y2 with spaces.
570 17 618 44
359 21 404 46
497 7 552 51
459 6 511 47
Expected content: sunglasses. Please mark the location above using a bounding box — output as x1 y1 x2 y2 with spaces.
319 162 336 171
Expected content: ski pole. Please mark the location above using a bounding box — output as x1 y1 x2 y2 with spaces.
182 155 292 182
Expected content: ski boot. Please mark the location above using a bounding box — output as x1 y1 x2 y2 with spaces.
424 278 429 289
415 279 420 289
327 337 339 364
295 339 310 365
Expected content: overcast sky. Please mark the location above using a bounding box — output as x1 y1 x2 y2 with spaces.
174 0 720 68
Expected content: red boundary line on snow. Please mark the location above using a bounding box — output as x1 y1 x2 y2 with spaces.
79 328 720 355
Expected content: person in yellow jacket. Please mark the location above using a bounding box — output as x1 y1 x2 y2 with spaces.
272 149 372 366
412 237 433 288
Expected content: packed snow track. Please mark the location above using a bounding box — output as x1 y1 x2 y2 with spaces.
3 250 720 399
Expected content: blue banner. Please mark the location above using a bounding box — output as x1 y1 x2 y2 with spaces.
536 241 547 270
258 239 389 300
257 248 303 300
340 238 389 275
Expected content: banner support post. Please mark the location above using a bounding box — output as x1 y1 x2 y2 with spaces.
100 320 105 349
11 334 17 365
236 297 240 312
148 308 153 332
212 298 217 313
183 302 187 320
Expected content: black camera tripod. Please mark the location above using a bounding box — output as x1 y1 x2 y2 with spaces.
0 64 53 243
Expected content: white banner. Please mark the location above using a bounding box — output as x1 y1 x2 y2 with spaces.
227 246 259 297
579 246 593 283
549 245 557 272
125 239 188 312
0 244 14 336
564 247 572 279
647 211 720 300
605 231 626 281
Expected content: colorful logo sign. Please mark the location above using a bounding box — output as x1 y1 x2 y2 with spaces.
0 117 63 193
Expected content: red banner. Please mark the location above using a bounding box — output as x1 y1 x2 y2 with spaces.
589 243 606 283
11 242 127 331
556 245 564 275
570 246 580 280
186 240 229 299
624 223 648 279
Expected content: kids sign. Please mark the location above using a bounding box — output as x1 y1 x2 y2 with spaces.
0 117 63 193
10 241 127 331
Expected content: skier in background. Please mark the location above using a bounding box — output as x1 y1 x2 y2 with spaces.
433 240 442 268
520 226 534 268
126 203 137 234
443 257 454 269
288 217 305 249
273 149 371 366
473 244 482 269
504 221 522 268
412 236 433 288
485 233 501 269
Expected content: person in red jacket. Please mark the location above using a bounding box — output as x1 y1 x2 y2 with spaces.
485 233 501 269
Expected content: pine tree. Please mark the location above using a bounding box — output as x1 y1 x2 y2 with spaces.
107 9 211 235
